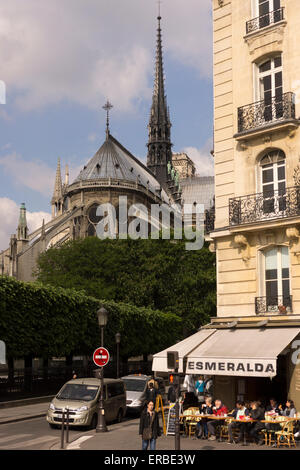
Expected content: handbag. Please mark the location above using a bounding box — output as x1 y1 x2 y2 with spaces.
142 426 152 441
142 412 154 440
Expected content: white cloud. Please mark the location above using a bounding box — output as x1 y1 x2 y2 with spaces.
0 0 212 112
0 152 55 196
0 197 51 251
183 140 214 177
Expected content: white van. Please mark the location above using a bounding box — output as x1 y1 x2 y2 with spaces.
46 377 126 429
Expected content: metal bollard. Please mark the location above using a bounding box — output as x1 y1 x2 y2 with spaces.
61 410 65 449
66 408 70 444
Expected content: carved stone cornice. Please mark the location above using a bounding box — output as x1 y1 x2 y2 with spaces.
245 23 286 58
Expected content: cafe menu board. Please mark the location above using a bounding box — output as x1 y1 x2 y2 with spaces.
166 403 176 435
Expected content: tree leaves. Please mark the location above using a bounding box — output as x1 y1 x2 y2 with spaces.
36 236 216 335
0 276 181 360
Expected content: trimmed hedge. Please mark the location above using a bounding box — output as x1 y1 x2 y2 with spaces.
0 276 182 360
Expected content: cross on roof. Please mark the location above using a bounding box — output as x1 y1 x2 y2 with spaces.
158 0 162 18
103 100 113 138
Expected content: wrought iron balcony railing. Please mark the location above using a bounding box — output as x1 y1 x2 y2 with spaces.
229 186 300 226
246 8 285 34
205 205 215 234
237 92 296 134
255 295 293 315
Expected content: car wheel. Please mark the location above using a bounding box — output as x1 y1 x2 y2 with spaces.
90 414 98 430
117 409 123 423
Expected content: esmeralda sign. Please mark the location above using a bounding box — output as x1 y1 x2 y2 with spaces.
186 358 276 377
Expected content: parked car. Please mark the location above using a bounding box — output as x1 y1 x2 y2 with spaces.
121 374 166 414
46 377 126 429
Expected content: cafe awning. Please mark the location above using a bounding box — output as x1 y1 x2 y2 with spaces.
152 329 216 373
185 327 300 377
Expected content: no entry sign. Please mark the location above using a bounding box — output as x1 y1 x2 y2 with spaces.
93 347 110 367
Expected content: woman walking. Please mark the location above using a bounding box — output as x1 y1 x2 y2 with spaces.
139 401 161 450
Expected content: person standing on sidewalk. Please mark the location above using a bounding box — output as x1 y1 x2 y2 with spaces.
139 401 161 450
145 381 158 405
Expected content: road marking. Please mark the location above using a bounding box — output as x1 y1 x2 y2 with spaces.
1 435 58 449
0 434 31 445
66 435 94 449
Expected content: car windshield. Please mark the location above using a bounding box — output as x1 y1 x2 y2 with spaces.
123 379 147 392
57 384 99 401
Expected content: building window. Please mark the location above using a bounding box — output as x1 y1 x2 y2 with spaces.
247 1 284 34
256 55 283 120
259 149 286 215
258 0 281 26
263 246 291 312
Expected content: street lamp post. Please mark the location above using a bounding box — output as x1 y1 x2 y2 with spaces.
96 306 108 433
115 332 121 378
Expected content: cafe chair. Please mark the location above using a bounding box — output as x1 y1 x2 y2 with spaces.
263 416 286 446
275 420 296 448
181 409 191 436
185 407 200 438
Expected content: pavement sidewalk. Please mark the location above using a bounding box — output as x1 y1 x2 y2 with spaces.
0 401 50 425
50 418 295 451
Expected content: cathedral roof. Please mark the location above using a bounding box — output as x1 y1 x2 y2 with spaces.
73 133 169 202
180 176 215 212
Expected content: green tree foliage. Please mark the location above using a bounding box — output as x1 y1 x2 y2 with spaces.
0 276 181 359
36 237 216 334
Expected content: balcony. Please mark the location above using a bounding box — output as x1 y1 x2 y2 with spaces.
236 92 296 138
204 205 215 234
229 186 300 227
246 8 285 35
255 295 293 315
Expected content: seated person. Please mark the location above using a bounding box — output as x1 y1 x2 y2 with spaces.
239 401 265 445
265 397 283 432
196 396 213 439
268 399 297 441
279 399 296 418
207 399 228 441
265 398 280 416
227 400 250 444
182 391 198 411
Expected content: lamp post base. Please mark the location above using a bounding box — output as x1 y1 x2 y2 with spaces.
96 411 108 433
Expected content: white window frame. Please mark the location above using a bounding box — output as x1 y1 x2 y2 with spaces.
253 0 281 18
256 149 286 195
254 55 283 102
259 245 291 311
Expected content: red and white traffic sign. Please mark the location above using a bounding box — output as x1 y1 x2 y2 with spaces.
93 347 110 367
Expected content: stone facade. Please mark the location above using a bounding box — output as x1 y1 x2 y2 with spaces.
172 153 196 179
210 0 300 408
0 134 170 282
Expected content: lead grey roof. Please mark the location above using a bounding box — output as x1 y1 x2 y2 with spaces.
74 134 169 202
180 176 215 212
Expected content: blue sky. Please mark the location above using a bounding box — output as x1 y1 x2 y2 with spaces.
0 0 213 250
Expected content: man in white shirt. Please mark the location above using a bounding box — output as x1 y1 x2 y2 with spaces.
227 400 249 444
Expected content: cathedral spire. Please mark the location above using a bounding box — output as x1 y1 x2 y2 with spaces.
17 203 28 240
51 158 63 218
147 12 172 191
52 158 63 200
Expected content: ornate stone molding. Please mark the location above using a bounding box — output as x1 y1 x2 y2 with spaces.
294 164 300 186
286 226 300 262
234 234 250 262
209 241 216 253
256 230 285 248
245 24 286 58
